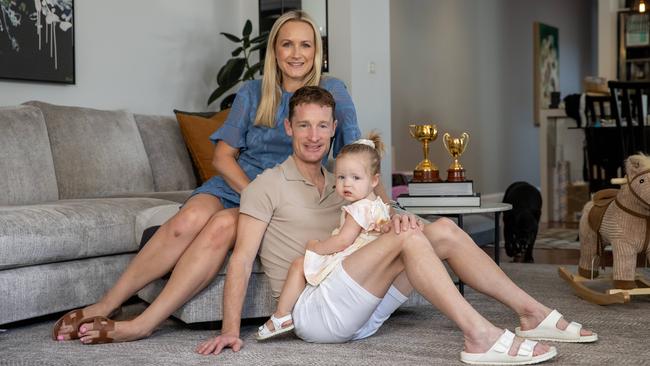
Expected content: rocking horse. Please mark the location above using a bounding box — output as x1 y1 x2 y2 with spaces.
559 154 650 304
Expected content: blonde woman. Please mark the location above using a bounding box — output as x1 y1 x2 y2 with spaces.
52 10 360 344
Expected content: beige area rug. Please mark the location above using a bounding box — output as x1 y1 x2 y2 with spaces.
2 263 650 365
535 227 580 250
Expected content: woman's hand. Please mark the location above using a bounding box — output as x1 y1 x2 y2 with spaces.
195 334 243 355
212 141 250 194
383 212 423 234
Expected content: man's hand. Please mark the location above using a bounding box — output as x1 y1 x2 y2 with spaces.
383 212 424 234
195 334 243 355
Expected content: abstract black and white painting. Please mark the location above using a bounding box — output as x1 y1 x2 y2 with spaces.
0 0 74 83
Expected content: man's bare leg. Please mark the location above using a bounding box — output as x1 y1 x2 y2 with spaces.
422 217 593 336
343 230 551 357
55 194 224 340
78 207 239 343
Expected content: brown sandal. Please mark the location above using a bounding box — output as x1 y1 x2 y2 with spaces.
78 316 115 344
52 309 85 340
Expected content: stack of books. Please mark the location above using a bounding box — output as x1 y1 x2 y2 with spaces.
397 180 481 207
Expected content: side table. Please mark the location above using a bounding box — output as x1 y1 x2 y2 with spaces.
403 202 512 295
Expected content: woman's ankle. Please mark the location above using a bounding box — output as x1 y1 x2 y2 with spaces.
84 301 115 316
125 318 154 338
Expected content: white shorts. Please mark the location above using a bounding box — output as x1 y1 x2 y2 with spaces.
293 262 382 343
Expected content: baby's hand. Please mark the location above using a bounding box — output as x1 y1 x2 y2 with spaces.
306 239 320 251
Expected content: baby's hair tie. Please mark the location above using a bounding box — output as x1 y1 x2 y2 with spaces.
352 138 375 148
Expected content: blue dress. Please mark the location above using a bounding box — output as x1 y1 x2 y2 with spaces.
192 77 361 208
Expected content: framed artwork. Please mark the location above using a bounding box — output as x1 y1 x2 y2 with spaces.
533 22 559 126
0 0 75 84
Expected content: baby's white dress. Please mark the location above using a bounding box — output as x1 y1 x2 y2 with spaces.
304 197 390 286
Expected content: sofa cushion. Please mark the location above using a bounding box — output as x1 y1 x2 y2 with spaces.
139 271 274 324
0 254 134 325
134 203 181 244
0 197 175 270
134 114 197 192
24 101 155 199
0 105 58 205
174 109 229 184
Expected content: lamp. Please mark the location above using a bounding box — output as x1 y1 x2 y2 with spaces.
640 0 646 13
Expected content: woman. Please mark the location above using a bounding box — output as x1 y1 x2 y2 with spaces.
51 10 361 344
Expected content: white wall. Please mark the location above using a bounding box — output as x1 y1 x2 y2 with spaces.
0 0 247 115
598 0 620 80
328 0 392 189
391 0 595 194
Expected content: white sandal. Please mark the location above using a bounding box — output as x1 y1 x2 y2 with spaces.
515 309 598 343
460 329 557 365
255 313 295 340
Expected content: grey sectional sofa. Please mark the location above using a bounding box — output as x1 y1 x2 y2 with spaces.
0 101 276 325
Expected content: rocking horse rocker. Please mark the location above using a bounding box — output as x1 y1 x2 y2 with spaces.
559 154 650 305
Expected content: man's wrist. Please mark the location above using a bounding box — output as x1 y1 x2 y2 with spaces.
220 328 240 338
388 200 405 217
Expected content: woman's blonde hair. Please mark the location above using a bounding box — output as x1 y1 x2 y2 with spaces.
255 10 323 128
338 132 385 176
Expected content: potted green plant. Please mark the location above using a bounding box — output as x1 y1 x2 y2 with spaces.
208 20 268 110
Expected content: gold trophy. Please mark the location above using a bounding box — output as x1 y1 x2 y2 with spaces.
408 124 441 182
443 132 470 182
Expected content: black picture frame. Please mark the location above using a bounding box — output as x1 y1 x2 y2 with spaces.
0 0 75 84
258 0 329 72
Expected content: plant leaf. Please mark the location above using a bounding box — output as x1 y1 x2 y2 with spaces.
226 58 247 85
217 58 246 85
251 32 269 43
216 61 232 85
220 94 237 111
207 81 239 106
242 20 252 37
243 63 262 80
221 32 241 43
232 47 243 57
249 43 264 53
243 36 250 49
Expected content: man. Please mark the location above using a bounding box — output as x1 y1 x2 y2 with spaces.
197 87 594 365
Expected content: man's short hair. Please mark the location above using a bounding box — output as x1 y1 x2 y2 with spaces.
288 86 336 121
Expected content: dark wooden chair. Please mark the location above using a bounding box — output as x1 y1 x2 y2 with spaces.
583 94 623 192
608 81 650 156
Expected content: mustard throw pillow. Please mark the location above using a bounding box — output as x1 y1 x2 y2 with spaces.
175 109 229 183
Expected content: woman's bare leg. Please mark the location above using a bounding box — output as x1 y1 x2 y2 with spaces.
342 230 550 356
55 194 224 340
79 206 239 343
422 217 592 336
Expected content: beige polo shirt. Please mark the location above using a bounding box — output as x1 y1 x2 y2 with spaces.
240 156 344 299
